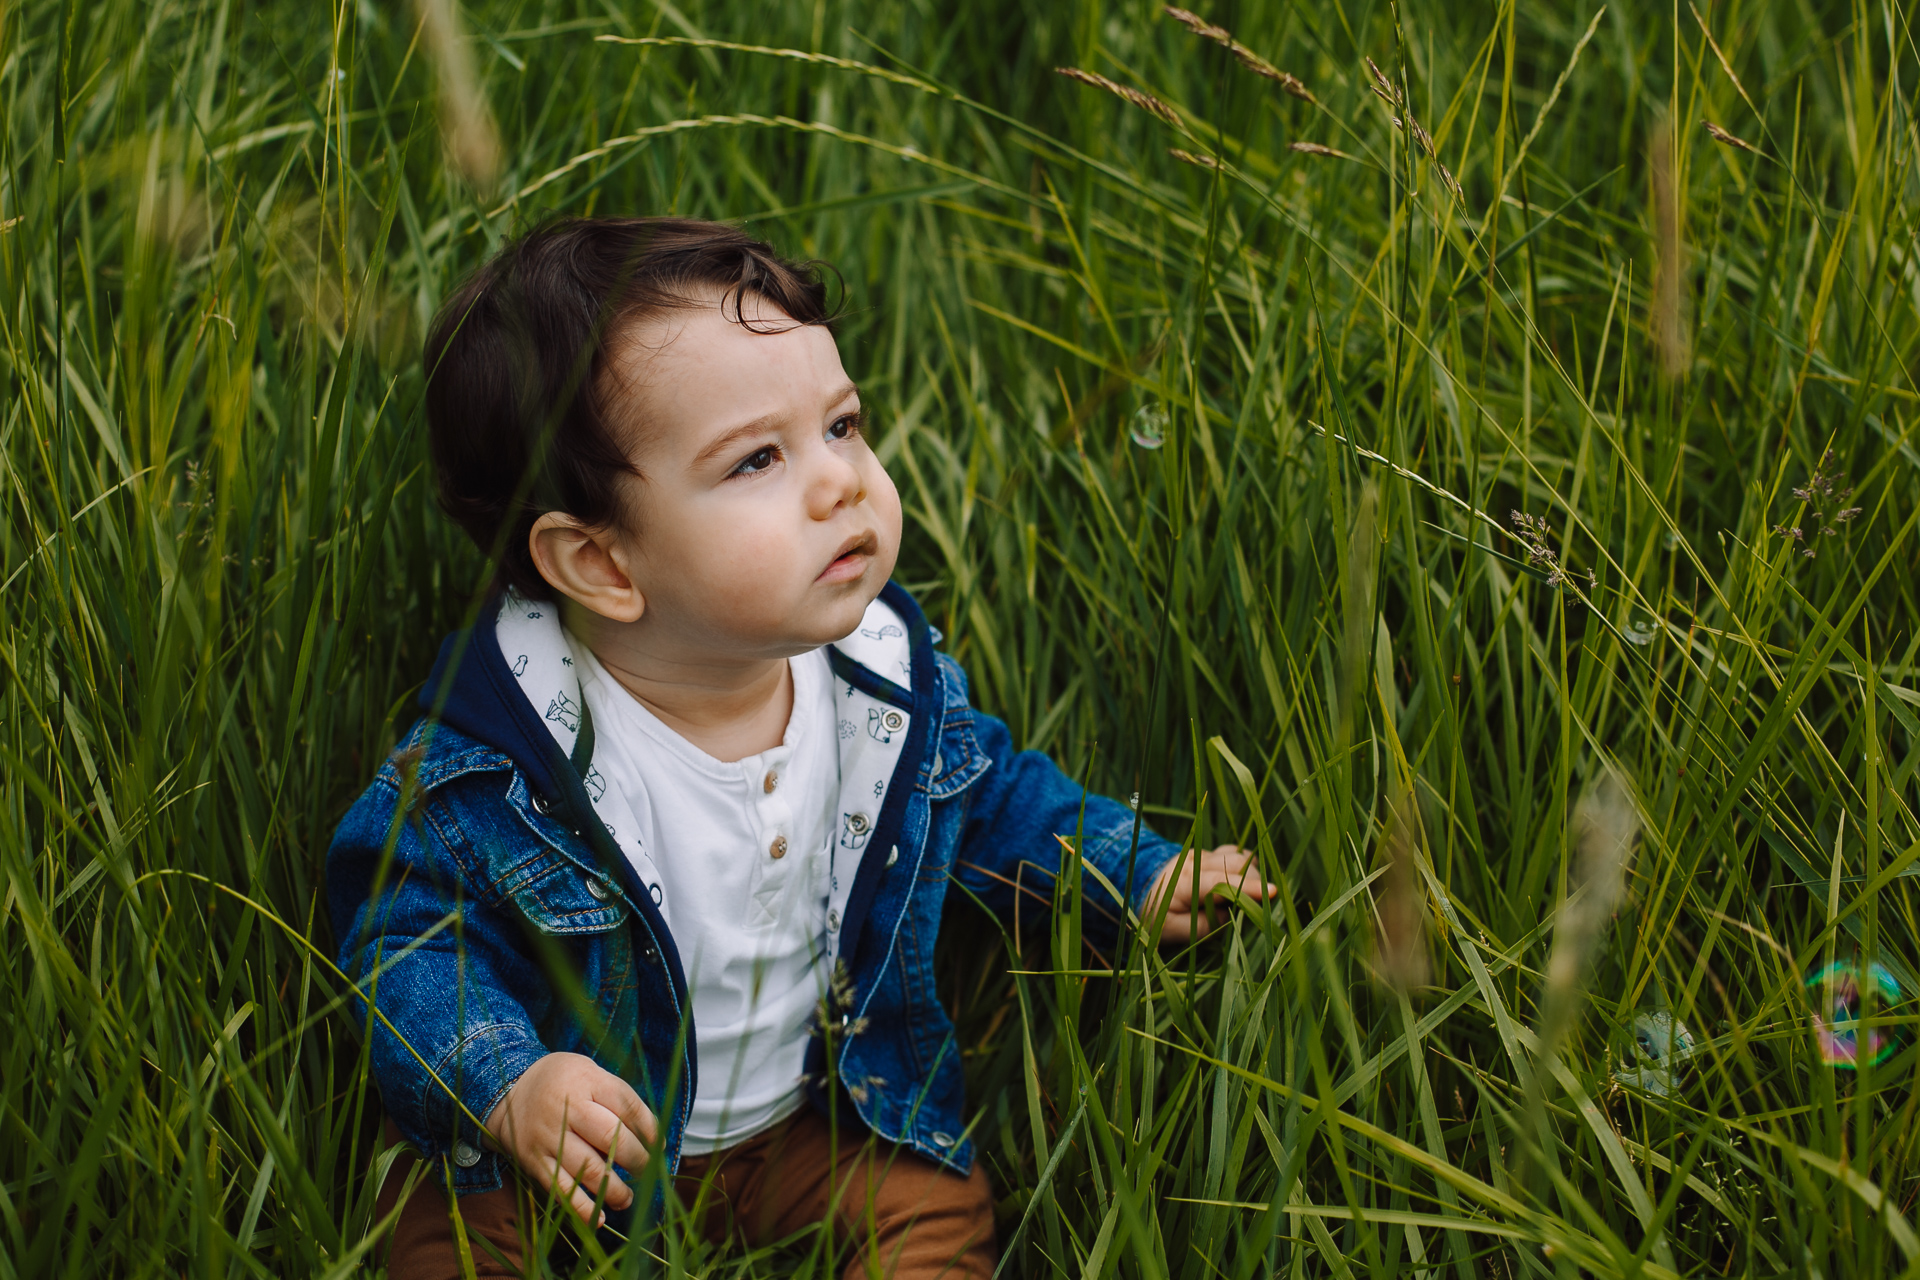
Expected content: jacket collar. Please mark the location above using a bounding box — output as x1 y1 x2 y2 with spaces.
417 582 931 804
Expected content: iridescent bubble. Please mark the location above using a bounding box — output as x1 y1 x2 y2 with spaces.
1808 958 1900 1068
1130 405 1167 450
1616 1009 1695 1097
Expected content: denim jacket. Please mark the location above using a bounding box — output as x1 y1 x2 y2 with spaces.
326 581 1182 1194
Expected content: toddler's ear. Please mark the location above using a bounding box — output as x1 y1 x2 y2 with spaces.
528 512 645 623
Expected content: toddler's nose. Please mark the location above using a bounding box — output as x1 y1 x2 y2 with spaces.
806 448 866 517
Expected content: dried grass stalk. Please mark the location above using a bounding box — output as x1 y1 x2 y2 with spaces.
1054 67 1181 127
1372 787 1431 991
415 0 501 192
1651 115 1690 379
1544 770 1638 1004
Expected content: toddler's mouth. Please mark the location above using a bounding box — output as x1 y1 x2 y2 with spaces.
818 533 876 583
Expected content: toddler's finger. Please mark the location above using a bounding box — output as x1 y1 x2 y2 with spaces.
520 1137 604 1225
591 1070 660 1147
576 1099 649 1173
556 1129 632 1213
552 1173 605 1228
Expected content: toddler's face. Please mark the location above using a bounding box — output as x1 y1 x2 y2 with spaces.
596 293 902 656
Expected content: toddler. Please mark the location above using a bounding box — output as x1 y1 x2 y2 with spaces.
327 217 1269 1278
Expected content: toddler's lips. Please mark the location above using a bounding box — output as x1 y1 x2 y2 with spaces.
817 533 875 583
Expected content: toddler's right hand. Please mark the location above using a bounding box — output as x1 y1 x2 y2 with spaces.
484 1052 658 1226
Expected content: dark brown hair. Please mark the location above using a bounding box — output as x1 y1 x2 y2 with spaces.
423 217 841 599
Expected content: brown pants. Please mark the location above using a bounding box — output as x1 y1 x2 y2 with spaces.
376 1109 995 1279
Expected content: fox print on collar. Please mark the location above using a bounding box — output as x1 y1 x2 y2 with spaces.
820 601 914 952
496 594 672 923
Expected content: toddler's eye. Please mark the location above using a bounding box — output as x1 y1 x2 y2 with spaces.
732 446 778 476
827 412 864 442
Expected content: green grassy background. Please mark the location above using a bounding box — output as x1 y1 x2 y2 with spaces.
4 0 1918 1274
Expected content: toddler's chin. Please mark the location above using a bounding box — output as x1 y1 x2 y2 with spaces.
791 587 876 645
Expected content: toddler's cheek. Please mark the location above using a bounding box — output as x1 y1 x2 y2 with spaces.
869 473 906 565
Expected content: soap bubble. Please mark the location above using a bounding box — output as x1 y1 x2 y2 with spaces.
1622 619 1656 647
1130 405 1167 450
1616 1009 1695 1097
1808 959 1900 1068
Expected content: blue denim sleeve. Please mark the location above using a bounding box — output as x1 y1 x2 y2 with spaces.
326 765 549 1194
945 692 1184 952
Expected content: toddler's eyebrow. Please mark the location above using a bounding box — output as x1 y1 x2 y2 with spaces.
693 381 861 468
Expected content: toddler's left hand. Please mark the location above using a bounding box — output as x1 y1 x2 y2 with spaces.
1146 845 1277 942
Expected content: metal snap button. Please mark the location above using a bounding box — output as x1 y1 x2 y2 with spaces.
763 769 779 794
531 793 551 816
452 1140 482 1168
828 909 841 931
770 835 788 859
883 711 905 732
932 751 944 776
930 1132 954 1148
586 877 609 900
846 812 871 836
885 846 899 868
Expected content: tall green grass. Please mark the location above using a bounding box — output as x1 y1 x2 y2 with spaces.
3 0 1918 1274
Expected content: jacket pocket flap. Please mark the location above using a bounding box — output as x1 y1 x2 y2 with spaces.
929 716 991 800
508 858 629 935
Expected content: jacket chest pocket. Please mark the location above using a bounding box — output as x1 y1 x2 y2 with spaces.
928 714 990 800
462 774 629 934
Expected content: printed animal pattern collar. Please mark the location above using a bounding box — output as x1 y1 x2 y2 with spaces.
494 591 914 962
494 593 669 924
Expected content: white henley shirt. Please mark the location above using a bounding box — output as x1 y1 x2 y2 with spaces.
566 635 839 1153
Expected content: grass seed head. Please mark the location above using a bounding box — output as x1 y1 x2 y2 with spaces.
1773 451 1863 559
1055 66 1182 126
1508 510 1581 588
1360 58 1460 199
1703 120 1761 154
1363 57 1403 110
1164 7 1315 101
1169 147 1222 170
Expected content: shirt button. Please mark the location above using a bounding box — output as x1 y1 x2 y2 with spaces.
763 770 779 794
452 1140 482 1168
930 1132 954 1149
586 877 609 900
885 846 899 868
770 835 788 860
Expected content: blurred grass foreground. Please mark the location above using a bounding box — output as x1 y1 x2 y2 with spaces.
4 0 1920 1274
